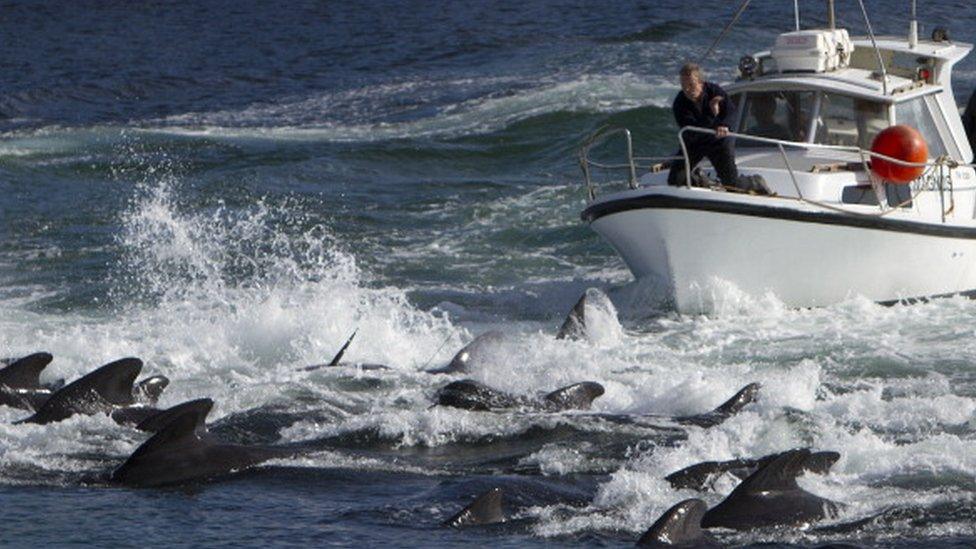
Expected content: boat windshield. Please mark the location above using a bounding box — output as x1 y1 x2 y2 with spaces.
894 97 946 158
737 91 816 147
813 92 888 149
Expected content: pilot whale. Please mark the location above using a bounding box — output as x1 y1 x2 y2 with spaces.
639 449 842 544
665 448 840 491
636 499 719 548
430 288 617 375
435 379 605 412
444 487 505 527
673 383 762 428
426 330 506 375
700 448 841 529
436 380 758 429
111 397 296 487
17 358 169 425
0 352 61 411
624 383 761 429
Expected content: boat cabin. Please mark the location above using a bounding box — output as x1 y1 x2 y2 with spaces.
726 31 973 163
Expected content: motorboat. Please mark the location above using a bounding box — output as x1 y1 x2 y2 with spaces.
578 4 976 313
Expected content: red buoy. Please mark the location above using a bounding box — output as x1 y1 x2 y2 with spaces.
870 125 928 184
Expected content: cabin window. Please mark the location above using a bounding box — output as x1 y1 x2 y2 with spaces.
737 91 816 146
813 93 888 149
841 184 913 207
895 98 946 157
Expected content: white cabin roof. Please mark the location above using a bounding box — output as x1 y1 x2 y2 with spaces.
726 67 933 102
852 36 973 63
726 33 972 103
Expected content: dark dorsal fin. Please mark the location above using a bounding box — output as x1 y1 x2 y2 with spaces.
803 450 841 474
328 329 358 366
731 448 811 496
134 375 170 405
66 357 143 405
444 487 504 527
0 352 53 389
556 291 588 340
135 398 213 433
712 382 761 416
128 398 215 460
428 331 505 374
637 499 716 547
22 357 142 423
675 382 761 428
543 382 605 411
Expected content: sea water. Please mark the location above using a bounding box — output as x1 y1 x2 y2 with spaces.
0 1 974 546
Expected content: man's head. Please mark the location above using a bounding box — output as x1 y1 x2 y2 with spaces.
680 63 704 102
751 94 777 124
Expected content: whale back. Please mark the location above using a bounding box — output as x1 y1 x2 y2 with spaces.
428 331 505 374
543 382 605 411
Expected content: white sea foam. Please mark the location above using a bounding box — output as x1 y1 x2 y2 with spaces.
144 73 675 143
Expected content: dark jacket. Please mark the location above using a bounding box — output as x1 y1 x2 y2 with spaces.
672 81 736 147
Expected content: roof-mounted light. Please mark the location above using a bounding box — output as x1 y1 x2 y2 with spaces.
738 56 758 79
931 27 950 43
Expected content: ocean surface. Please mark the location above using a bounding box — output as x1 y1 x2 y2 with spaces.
1 0 975 546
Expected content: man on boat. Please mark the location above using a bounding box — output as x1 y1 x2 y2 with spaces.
745 94 791 141
668 63 739 187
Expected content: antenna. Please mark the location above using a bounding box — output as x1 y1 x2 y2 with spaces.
698 0 752 64
857 0 889 95
794 0 800 31
827 0 835 30
908 0 918 49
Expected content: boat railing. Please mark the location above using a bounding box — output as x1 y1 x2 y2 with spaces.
578 123 974 220
679 126 976 219
578 126 682 201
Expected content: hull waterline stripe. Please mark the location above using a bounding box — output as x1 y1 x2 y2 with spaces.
582 194 976 239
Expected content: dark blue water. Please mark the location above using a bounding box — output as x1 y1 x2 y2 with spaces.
1 1 975 546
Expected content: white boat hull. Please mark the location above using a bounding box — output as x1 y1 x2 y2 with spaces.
585 189 976 313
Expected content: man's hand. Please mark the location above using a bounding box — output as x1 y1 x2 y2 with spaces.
716 125 730 138
709 95 723 116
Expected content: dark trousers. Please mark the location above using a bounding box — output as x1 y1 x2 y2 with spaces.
667 138 739 186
